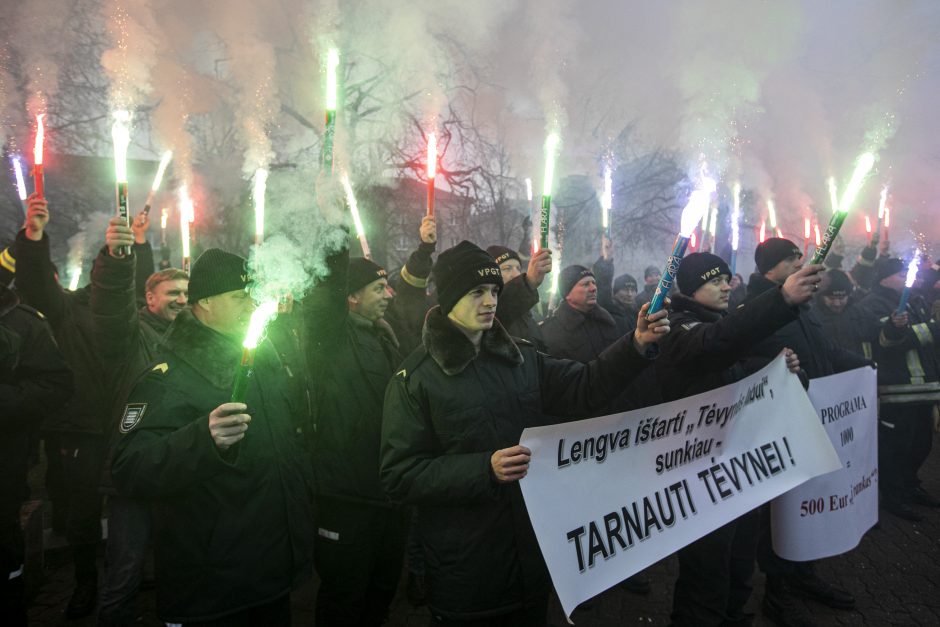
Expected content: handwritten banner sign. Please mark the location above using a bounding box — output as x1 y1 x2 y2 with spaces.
771 366 878 561
519 355 841 619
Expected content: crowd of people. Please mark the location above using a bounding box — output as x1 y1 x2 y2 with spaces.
1 190 938 627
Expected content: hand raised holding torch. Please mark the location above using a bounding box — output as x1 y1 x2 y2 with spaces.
105 216 136 258
526 248 553 290
131 210 150 245
24 194 49 242
419 215 437 245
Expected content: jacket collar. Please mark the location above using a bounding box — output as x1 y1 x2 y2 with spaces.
423 306 524 376
553 299 617 331
162 309 243 389
139 306 172 336
669 294 725 323
349 311 401 349
745 272 777 299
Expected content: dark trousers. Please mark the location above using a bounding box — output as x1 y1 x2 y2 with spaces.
428 599 548 627
314 498 408 627
183 594 291 627
879 403 934 501
55 432 106 587
98 496 151 626
406 508 425 576
0 502 26 627
671 510 760 626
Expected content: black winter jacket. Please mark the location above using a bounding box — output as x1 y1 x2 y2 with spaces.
593 257 638 336
852 285 939 403
0 285 73 510
111 310 315 623
656 290 800 402
744 273 872 378
304 240 411 507
14 230 108 435
540 300 621 363
381 308 656 619
494 273 547 351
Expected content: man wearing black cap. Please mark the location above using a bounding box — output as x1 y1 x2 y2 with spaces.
655 252 817 627
304 232 416 626
486 244 551 351
541 264 622 363
854 257 940 522
112 248 315 626
812 270 867 357
594 235 639 335
746 238 870 625
637 265 662 306
381 240 669 625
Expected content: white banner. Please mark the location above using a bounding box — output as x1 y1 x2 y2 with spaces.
519 355 841 619
771 366 879 561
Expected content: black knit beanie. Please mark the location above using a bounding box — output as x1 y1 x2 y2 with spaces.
347 257 388 294
821 270 853 295
433 241 503 315
486 245 521 267
559 265 595 297
188 249 250 303
613 273 638 293
874 257 905 283
755 238 802 274
676 253 732 296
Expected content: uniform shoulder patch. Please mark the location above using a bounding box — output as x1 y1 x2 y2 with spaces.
396 368 407 378
119 403 148 432
151 362 169 374
681 321 701 331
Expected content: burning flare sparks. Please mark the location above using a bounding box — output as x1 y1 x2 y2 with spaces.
601 166 612 232
325 48 340 112
111 111 131 184
837 152 876 216
253 168 268 245
731 182 741 251
243 301 279 350
179 186 193 269
827 177 839 214
34 114 45 166
12 156 27 206
340 172 371 259
151 150 173 192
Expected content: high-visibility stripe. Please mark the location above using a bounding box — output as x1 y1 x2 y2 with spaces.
880 330 906 348
912 323 934 346
906 350 926 385
0 247 15 273
862 342 872 360
400 265 428 289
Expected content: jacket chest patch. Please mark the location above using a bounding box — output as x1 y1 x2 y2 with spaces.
120 403 148 433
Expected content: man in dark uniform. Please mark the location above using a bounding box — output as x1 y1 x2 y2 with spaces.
746 238 871 626
92 214 189 626
637 265 662 306
0 282 73 626
111 249 314 626
541 264 621 363
304 226 428 626
14 193 110 618
655 252 820 626
487 244 551 351
594 235 639 335
854 257 940 521
381 241 669 625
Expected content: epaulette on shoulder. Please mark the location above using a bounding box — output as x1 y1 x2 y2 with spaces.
395 347 430 381
150 362 170 374
16 303 45 320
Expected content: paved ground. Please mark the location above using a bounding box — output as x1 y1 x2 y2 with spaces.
25 434 940 626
